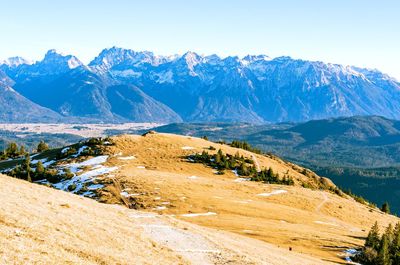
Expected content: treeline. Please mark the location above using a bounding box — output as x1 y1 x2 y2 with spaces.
188 149 294 185
317 166 400 180
8 153 71 184
355 222 400 265
5 137 112 183
341 188 375 207
0 141 48 161
230 140 262 154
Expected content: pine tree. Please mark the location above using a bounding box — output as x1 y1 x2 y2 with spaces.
382 202 390 214
37 140 49 153
19 145 26 156
35 161 45 179
377 234 390 265
23 153 31 182
391 223 400 264
385 224 394 245
366 222 381 250
6 142 18 158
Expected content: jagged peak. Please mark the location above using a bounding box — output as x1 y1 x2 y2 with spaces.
41 49 83 69
0 56 34 67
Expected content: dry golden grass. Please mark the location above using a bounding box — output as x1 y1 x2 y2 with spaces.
97 133 400 264
0 174 331 265
2 132 398 264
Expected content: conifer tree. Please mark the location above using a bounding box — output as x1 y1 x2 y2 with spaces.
215 149 222 164
37 140 49 153
385 224 394 245
382 202 390 214
366 222 381 250
377 234 390 265
23 153 31 182
35 161 45 178
19 145 26 156
6 142 18 158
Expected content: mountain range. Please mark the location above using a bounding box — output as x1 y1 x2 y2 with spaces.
1 47 400 123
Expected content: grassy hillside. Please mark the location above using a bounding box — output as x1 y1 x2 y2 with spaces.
1 132 398 263
152 116 400 214
153 116 400 168
2 173 333 265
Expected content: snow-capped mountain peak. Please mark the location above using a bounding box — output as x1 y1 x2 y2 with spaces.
41 49 83 69
2 47 400 124
0 56 33 67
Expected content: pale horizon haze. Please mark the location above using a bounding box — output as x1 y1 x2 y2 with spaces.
1 0 399 79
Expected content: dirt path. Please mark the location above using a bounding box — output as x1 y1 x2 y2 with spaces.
130 212 222 265
315 192 329 213
129 211 331 265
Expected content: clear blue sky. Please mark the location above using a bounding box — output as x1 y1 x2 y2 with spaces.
1 0 399 79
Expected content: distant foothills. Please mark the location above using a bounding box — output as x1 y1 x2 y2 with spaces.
1 47 400 124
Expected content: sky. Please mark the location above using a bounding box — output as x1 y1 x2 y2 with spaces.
1 0 399 79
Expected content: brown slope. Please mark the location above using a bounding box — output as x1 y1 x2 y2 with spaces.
0 174 330 265
94 133 399 263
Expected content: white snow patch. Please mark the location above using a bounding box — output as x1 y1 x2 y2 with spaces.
53 155 116 194
314 221 339 227
231 169 239 177
234 177 251 182
118 156 136 160
112 69 142 78
137 166 146 169
188 176 198 180
31 158 47 165
61 147 70 154
181 146 194 150
72 145 88 157
43 160 55 167
87 184 104 190
154 70 174 84
34 179 51 185
120 191 130 197
81 191 96 197
154 206 167 211
67 155 109 173
341 249 361 264
181 212 217 217
257 190 287 197
78 166 118 179
129 212 158 219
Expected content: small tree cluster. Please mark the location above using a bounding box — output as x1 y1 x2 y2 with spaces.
85 137 113 146
355 222 400 265
37 141 49 153
57 147 77 159
191 150 254 171
8 152 73 183
251 168 294 185
0 141 51 161
188 150 294 186
0 142 28 160
230 140 262 154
